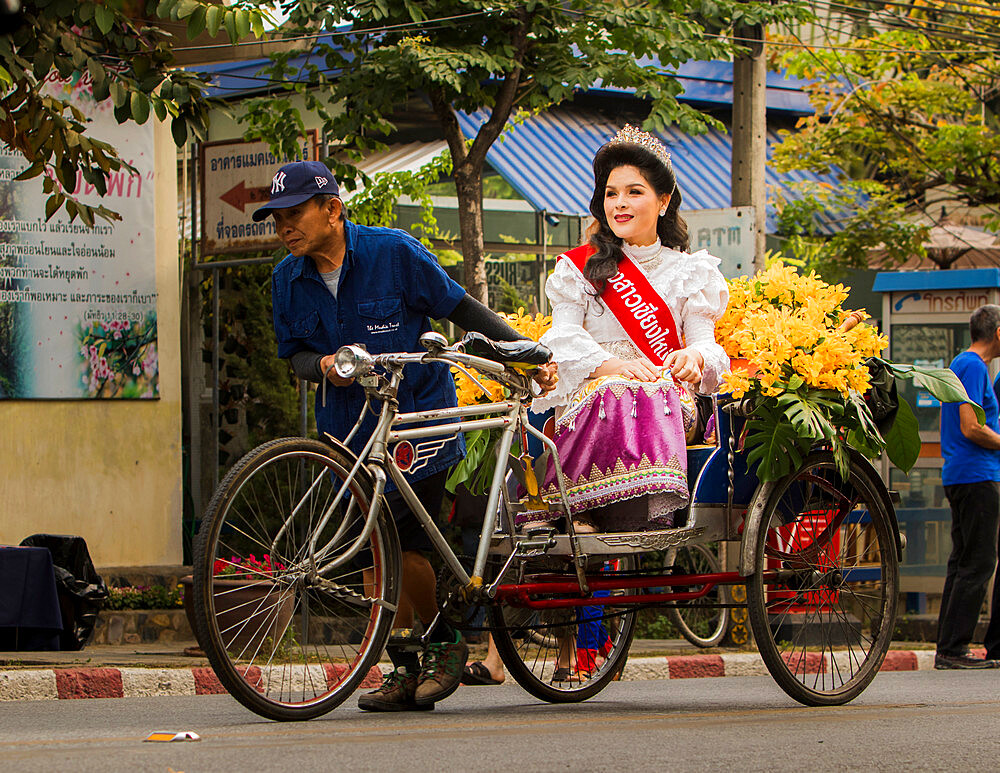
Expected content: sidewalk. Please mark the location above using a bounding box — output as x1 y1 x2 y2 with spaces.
0 638 949 702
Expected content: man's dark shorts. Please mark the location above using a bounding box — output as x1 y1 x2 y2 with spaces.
383 470 448 553
344 469 449 564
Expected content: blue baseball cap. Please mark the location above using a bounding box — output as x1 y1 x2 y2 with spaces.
251 160 341 222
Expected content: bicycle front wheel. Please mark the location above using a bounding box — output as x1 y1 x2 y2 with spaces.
192 437 401 721
745 450 899 706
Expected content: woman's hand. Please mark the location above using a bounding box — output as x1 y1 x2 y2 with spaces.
590 356 660 382
532 362 559 394
663 347 704 385
320 354 354 387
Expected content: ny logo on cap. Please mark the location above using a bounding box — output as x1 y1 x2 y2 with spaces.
315 176 328 188
271 171 287 194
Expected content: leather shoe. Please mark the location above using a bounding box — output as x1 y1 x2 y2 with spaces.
934 652 1000 670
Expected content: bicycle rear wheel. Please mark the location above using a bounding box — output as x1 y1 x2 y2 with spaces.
746 450 899 706
665 543 730 648
489 557 637 703
192 437 401 721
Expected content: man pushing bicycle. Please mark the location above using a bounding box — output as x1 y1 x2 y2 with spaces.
255 160 557 711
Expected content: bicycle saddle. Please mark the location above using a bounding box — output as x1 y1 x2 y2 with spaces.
459 331 552 366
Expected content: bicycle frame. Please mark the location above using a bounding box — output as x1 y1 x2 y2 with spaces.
284 342 760 615
271 344 577 593
362 371 581 592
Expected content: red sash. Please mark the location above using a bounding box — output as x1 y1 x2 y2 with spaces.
560 244 682 366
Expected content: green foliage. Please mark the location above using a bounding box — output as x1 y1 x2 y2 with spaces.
242 0 808 299
348 148 453 245
744 400 810 482
771 3 1000 263
746 356 975 483
201 262 305 463
882 396 919 474
494 276 530 315
772 180 930 280
634 608 681 640
106 584 183 610
1 1 269 225
876 357 983 473
445 428 497 495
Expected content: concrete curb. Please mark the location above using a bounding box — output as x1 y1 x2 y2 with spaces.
0 649 961 702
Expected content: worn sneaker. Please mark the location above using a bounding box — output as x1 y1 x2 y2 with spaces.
414 634 469 706
358 668 434 712
934 652 1000 670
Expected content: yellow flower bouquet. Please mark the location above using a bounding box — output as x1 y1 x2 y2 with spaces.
446 308 551 494
716 262 976 482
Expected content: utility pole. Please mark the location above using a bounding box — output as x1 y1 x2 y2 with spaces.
731 22 767 273
725 18 767 647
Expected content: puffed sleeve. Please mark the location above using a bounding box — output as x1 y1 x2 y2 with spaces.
532 258 612 412
678 252 730 394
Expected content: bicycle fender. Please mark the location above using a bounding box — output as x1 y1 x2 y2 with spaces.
320 433 379 493
738 449 904 578
738 479 777 577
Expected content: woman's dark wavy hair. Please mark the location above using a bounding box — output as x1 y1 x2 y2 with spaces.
584 141 688 294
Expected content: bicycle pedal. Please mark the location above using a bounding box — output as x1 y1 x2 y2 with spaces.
387 626 425 652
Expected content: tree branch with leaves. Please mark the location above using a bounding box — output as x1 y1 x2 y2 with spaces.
0 0 270 226
243 0 808 301
769 1 1000 275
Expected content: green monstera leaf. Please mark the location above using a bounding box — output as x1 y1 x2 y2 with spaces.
883 396 920 473
883 359 985 423
744 402 813 482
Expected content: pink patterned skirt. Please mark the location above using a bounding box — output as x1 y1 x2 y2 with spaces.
520 374 693 531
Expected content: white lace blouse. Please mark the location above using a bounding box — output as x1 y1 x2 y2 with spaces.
534 240 730 412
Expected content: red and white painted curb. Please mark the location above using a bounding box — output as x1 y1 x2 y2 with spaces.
0 664 386 702
620 650 941 680
0 649 961 702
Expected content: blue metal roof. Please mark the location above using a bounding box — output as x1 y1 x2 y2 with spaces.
457 107 842 234
194 35 347 98
192 57 814 114
873 268 1000 292
587 60 815 115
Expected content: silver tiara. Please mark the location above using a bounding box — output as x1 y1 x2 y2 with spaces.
608 125 672 167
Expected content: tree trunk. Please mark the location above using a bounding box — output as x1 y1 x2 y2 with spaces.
454 163 489 304
426 10 528 306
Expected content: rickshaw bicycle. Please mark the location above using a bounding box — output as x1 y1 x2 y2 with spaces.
190 331 901 721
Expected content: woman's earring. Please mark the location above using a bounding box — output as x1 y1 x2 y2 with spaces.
659 208 666 217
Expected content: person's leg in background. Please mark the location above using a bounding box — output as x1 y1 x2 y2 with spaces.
982 497 1000 661
936 481 1000 668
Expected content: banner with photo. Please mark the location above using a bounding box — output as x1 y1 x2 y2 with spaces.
0 72 157 399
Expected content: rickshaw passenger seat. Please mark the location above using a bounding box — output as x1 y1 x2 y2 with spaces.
686 445 715 483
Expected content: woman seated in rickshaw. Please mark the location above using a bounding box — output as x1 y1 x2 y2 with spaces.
462 126 730 687
527 125 730 533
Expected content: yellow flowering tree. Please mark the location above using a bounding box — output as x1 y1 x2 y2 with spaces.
446 308 551 494
716 262 976 482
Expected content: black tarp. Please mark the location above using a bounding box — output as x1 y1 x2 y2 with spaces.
18 534 108 650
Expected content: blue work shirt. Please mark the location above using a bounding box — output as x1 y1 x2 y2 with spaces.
271 220 467 482
941 350 1000 486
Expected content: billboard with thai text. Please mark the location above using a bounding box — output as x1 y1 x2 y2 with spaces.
0 72 157 399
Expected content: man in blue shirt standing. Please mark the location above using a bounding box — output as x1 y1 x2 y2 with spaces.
937 304 1000 669
256 160 558 709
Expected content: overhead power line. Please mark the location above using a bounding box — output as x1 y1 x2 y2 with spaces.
172 10 491 52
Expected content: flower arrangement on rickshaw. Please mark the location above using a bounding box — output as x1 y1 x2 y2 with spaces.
715 260 976 482
447 307 551 494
